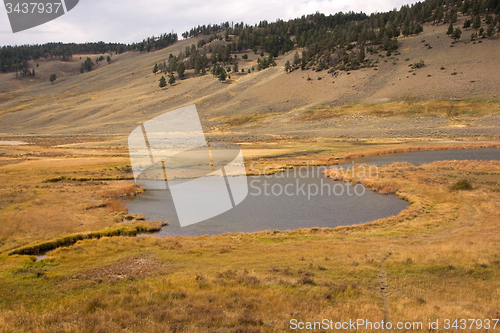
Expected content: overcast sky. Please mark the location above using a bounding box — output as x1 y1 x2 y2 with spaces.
1 0 417 46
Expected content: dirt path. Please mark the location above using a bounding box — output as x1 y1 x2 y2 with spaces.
379 252 393 330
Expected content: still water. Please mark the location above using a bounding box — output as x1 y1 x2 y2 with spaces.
125 165 408 237
351 147 500 166
125 147 499 237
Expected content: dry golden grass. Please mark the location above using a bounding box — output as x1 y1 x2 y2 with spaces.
0 141 499 332
333 143 500 163
298 99 500 122
98 185 139 198
106 199 128 213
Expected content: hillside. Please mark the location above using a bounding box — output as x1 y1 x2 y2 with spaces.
0 15 500 143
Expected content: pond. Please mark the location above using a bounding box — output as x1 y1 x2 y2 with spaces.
125 165 408 237
125 147 499 237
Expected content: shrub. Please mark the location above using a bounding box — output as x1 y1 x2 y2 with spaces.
451 179 473 191
297 274 315 285
413 59 425 69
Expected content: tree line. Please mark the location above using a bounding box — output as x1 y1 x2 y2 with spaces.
3 0 500 78
0 33 177 73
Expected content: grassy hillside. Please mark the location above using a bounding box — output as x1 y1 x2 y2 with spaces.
1 16 499 142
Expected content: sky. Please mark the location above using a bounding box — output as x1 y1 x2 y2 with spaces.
0 0 418 46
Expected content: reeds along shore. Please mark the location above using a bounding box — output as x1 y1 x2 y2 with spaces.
8 223 163 256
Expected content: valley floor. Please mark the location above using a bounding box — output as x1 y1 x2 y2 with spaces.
0 137 499 332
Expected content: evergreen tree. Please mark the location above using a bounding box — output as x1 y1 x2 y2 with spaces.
218 68 227 81
357 45 365 63
414 24 423 35
285 60 291 73
447 23 454 35
403 19 411 36
463 19 472 30
242 54 248 60
486 14 493 24
293 51 300 66
473 15 481 30
177 62 185 79
159 76 167 88
107 55 111 63
49 73 56 84
487 22 496 36
153 63 158 73
451 11 458 24
233 62 238 73
81 57 93 72
301 56 306 70
168 74 176 85
453 28 462 41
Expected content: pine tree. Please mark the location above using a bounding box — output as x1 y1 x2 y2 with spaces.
453 28 462 41
159 76 167 88
414 24 424 35
293 51 300 66
177 63 185 79
447 23 454 35
218 69 227 81
153 63 158 73
285 60 291 73
473 15 481 30
168 74 175 85
242 54 248 60
49 73 56 84
107 55 111 63
233 62 238 73
486 14 493 24
357 45 365 63
403 19 411 36
487 22 496 36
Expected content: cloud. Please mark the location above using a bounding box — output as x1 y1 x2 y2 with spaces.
0 0 417 46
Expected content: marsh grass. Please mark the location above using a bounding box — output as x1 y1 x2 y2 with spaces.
8 223 162 255
1 144 500 332
107 199 128 213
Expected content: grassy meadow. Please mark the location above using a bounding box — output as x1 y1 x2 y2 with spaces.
0 140 499 332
